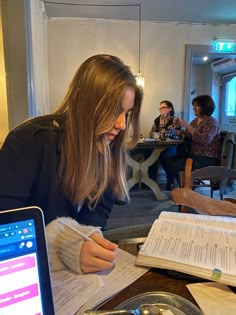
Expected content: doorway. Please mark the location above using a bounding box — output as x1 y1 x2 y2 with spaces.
183 44 236 131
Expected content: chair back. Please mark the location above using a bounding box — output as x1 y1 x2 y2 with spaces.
220 131 236 168
179 158 236 201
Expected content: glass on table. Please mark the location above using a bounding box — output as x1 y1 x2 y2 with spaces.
173 111 183 129
152 132 160 139
177 111 183 120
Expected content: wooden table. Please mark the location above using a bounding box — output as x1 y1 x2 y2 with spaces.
127 139 182 200
100 242 236 311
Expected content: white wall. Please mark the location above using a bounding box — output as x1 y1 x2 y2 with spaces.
47 18 236 136
190 64 214 122
27 0 49 116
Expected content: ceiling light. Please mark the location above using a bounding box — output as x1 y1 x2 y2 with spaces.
135 5 145 89
135 72 145 88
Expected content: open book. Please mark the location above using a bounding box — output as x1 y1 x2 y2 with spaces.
135 211 236 287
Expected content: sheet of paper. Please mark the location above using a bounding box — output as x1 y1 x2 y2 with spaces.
139 218 236 275
159 211 236 230
77 248 149 315
51 270 104 315
187 282 236 315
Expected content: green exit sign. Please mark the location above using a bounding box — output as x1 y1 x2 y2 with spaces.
214 40 235 52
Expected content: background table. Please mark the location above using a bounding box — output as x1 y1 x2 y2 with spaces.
127 139 182 200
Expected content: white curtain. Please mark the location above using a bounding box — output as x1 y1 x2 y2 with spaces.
25 0 49 116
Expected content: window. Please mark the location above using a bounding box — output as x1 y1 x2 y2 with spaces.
225 76 236 116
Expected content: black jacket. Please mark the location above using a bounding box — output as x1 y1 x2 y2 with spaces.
0 116 114 228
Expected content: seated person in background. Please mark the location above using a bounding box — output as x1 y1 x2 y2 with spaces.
163 95 221 188
149 100 176 138
149 100 178 190
0 54 143 274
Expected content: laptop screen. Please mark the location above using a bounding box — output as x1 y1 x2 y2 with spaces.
0 207 55 315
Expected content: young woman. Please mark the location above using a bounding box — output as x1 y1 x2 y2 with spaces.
0 54 143 274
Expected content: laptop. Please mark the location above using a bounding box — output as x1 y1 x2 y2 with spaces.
0 206 55 315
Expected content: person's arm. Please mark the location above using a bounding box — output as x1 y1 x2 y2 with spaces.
178 117 219 144
173 117 184 136
46 217 118 274
179 119 195 135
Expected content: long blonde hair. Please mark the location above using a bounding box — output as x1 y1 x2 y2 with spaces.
55 54 143 207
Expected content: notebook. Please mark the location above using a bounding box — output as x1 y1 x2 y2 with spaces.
0 206 55 315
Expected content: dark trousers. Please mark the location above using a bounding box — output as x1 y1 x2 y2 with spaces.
149 145 177 183
162 154 220 186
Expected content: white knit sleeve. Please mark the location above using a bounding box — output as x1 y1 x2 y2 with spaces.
46 217 103 274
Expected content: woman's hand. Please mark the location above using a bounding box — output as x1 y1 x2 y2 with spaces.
174 118 192 132
173 117 181 128
180 119 195 135
180 119 189 129
80 232 118 273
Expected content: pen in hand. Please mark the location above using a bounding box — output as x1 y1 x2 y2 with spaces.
57 217 95 242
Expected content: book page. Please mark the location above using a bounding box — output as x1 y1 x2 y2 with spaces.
159 211 236 230
139 218 236 275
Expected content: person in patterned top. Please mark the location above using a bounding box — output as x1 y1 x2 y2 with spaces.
163 95 221 189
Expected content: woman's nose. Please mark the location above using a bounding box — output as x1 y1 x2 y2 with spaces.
114 113 126 130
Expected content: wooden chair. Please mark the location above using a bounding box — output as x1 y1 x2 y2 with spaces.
220 131 236 168
224 197 236 204
171 187 236 216
179 158 236 200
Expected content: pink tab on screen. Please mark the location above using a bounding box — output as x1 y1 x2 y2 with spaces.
0 255 36 276
0 283 39 308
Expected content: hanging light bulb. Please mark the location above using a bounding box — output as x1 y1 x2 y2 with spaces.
135 5 145 90
135 72 145 89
